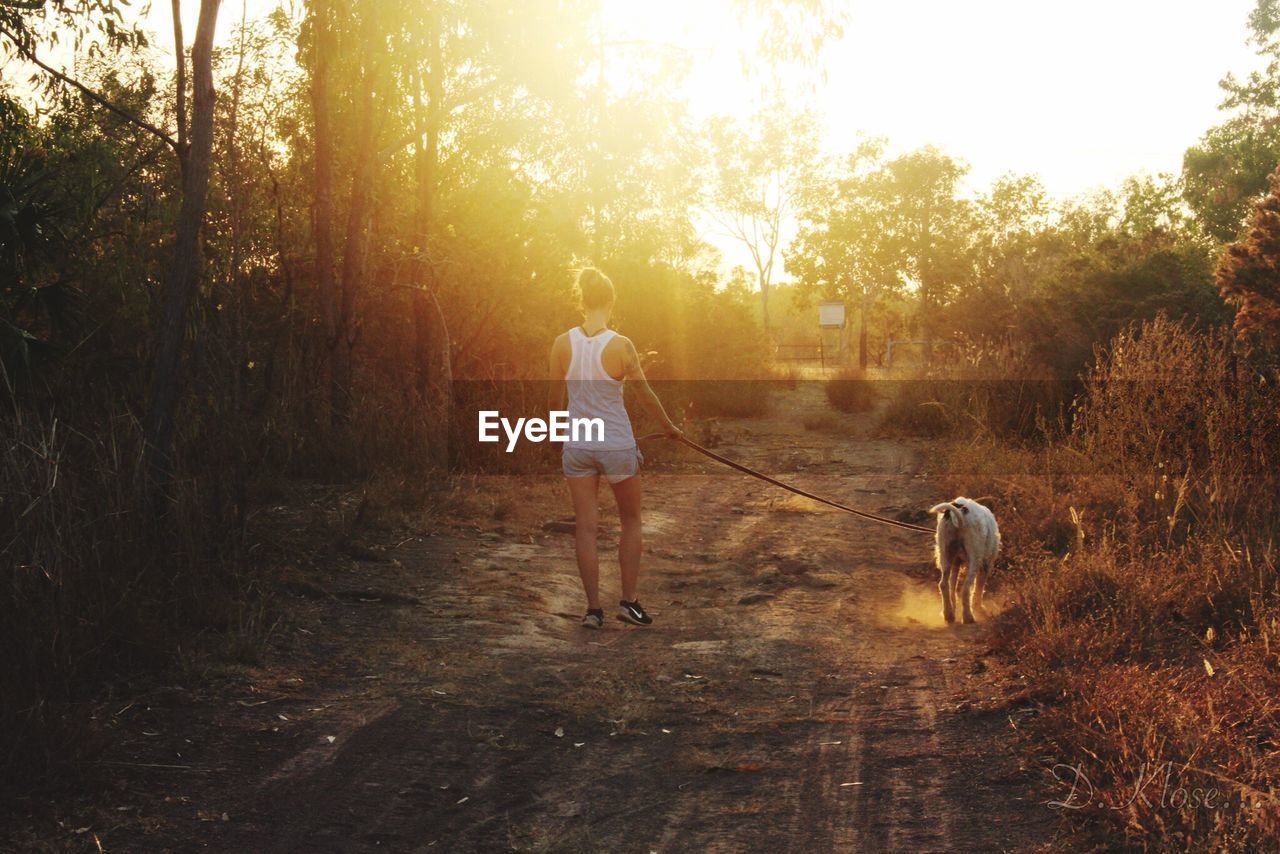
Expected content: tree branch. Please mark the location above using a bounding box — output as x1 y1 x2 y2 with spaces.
0 23 182 155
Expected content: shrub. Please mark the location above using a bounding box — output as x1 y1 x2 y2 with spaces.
938 316 1280 849
1072 314 1280 541
877 341 1071 441
823 366 874 413
0 407 257 783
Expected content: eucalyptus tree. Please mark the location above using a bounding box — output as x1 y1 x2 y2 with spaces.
1 0 224 493
303 0 597 431
708 105 821 333
789 139 905 369
789 144 974 363
1182 0 1280 241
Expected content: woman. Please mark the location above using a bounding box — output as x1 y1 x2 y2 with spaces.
548 268 681 629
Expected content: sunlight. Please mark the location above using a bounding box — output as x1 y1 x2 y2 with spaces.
4 1 1280 848
598 0 753 106
599 0 1266 197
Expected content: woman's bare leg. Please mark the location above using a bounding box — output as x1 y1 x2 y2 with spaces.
610 474 643 601
566 474 601 609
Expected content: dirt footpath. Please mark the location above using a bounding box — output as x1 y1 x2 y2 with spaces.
49 383 1062 852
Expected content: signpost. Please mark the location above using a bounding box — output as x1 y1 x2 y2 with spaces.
818 301 847 368
818 301 846 330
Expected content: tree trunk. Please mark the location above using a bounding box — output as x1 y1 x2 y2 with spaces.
331 6 381 422
412 286 451 465
412 23 443 404
334 115 375 420
411 19 452 468
759 270 770 333
143 0 222 493
310 0 341 425
859 289 869 370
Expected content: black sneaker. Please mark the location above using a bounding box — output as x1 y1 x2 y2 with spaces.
617 599 653 626
582 608 604 629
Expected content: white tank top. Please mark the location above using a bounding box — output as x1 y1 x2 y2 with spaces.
564 327 636 450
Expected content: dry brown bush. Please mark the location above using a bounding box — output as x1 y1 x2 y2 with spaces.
935 316 1280 848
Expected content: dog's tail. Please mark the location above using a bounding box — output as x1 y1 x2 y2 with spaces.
929 502 961 519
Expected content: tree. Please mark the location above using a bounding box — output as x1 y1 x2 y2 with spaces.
732 0 846 96
1183 118 1280 241
308 0 341 421
968 172 1049 317
1118 173 1195 238
143 0 224 490
1217 166 1280 345
790 144 974 366
1182 0 1280 241
301 0 597 425
2 0 225 489
708 105 820 332
0 103 72 376
790 139 904 369
881 148 972 351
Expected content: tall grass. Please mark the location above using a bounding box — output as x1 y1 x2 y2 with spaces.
0 398 259 784
824 365 875 413
878 341 1076 442
931 316 1280 848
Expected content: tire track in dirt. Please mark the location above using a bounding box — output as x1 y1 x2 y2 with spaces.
95 382 1057 852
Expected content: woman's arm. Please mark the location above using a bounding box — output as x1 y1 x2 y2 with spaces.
622 338 681 436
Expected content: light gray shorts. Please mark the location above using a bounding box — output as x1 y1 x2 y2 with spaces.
562 446 643 483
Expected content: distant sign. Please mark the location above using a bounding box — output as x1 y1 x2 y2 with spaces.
818 301 846 329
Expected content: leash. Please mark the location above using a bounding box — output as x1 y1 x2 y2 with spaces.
636 433 935 535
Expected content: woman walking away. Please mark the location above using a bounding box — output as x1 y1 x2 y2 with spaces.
549 268 681 629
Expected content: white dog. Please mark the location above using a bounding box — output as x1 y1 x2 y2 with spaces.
929 497 1000 624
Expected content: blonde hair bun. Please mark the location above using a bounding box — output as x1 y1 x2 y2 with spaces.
574 267 615 311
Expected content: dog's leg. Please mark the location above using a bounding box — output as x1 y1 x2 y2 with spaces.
973 560 989 615
939 564 955 624
960 558 976 624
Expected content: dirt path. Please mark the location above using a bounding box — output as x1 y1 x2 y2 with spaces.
39 382 1060 852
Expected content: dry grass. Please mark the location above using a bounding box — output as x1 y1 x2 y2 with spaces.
928 316 1280 848
878 340 1072 442
0 405 263 783
823 365 875 414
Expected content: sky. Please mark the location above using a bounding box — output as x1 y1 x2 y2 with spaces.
142 0 1267 199
121 0 1271 271
597 0 1267 196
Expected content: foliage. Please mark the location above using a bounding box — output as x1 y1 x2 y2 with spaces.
0 3 1277 838
1217 166 1280 346
0 131 71 374
1181 0 1280 241
790 141 974 365
707 104 821 330
943 317 1280 848
823 365 873 413
1182 117 1280 241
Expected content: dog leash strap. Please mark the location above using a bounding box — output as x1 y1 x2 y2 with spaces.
636 433 934 535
